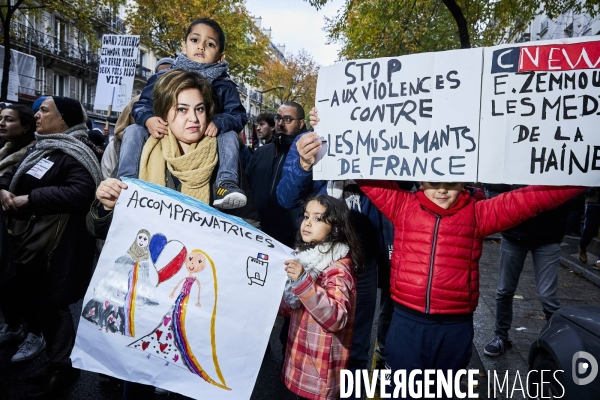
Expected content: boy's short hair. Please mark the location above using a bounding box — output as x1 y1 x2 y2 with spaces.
186 18 226 53
256 113 275 127
152 69 215 121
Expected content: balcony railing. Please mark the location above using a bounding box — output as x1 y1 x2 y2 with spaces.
93 6 126 34
249 91 263 103
11 21 100 68
136 65 153 80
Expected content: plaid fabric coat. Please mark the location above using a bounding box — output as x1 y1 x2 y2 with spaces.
280 255 356 400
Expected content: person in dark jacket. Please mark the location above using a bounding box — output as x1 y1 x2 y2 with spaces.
482 184 576 357
237 131 253 172
0 105 36 347
246 102 307 248
256 112 275 146
0 96 102 397
577 187 600 268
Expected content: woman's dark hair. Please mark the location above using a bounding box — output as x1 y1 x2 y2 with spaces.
186 18 226 53
4 104 36 143
296 194 364 276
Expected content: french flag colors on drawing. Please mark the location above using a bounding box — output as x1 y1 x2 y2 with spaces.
123 261 140 337
257 253 269 260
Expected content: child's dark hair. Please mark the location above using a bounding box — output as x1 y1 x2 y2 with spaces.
296 194 364 276
186 18 226 53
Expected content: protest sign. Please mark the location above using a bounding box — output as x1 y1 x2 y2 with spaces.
0 45 36 102
93 35 140 112
479 37 600 185
72 178 292 400
313 48 483 182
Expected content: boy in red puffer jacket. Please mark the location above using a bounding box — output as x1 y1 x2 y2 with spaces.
357 180 584 398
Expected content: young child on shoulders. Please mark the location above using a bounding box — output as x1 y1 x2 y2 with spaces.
280 194 362 400
307 107 585 398
119 18 247 209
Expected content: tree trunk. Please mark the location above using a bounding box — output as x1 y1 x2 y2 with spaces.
442 0 471 49
1 0 26 102
1 14 14 102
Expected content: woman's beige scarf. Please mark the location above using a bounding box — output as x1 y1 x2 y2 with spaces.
139 128 218 203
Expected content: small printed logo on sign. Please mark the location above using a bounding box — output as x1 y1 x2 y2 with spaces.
247 253 269 286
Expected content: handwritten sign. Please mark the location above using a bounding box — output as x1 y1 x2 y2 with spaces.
72 178 292 400
479 37 600 185
93 35 140 112
313 48 483 182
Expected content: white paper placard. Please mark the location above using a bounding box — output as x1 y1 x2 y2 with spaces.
313 48 483 182
72 178 292 400
93 35 140 112
479 37 600 185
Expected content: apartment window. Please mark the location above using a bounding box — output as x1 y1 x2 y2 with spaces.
54 75 65 96
139 51 146 68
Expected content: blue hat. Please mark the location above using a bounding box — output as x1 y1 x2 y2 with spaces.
32 96 48 113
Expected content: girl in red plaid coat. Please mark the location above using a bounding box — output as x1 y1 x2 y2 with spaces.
280 194 363 400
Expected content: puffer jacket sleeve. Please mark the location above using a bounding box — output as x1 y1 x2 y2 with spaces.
86 199 114 239
292 258 354 333
211 80 247 134
476 185 587 238
276 132 319 209
357 179 409 222
132 70 166 127
28 158 96 215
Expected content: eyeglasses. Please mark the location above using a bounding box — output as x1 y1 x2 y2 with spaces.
275 116 302 124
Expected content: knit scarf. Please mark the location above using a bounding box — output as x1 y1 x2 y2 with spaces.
283 242 350 309
174 53 229 83
327 180 362 213
139 128 218 203
0 140 35 176
9 124 102 192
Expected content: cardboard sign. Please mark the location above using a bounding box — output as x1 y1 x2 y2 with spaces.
479 37 600 185
313 48 483 182
93 35 140 112
72 178 292 400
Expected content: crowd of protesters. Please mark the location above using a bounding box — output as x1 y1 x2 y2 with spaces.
0 17 593 400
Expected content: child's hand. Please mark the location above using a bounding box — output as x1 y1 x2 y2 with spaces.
168 293 174 299
309 107 319 127
205 122 219 137
296 132 322 171
145 116 169 138
284 260 304 281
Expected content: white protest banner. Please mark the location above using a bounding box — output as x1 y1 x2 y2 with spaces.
72 178 291 400
93 35 140 112
0 45 36 102
479 37 600 185
313 48 483 182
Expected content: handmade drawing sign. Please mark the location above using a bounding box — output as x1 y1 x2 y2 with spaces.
313 48 483 181
72 179 292 399
479 37 600 185
93 34 140 112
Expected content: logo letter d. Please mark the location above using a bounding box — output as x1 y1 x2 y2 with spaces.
572 351 598 385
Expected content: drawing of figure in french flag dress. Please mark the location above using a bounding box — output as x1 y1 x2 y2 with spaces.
82 229 158 336
128 249 230 390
